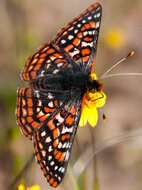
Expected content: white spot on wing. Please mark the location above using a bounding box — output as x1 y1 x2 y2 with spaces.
50 56 56 61
62 127 73 134
88 16 92 20
65 151 70 161
57 63 63 67
48 155 52 161
61 39 66 44
42 150 46 157
54 166 58 170
45 137 51 143
70 49 79 57
89 31 93 35
35 90 40 98
59 167 64 172
36 107 40 112
48 146 53 152
39 70 45 77
61 167 65 173
50 161 54 166
38 110 44 117
38 100 42 106
58 142 62 149
68 35 74 40
48 93 53 99
82 20 86 23
66 142 70 149
97 13 101 18
56 113 64 123
74 29 78 34
82 41 88 47
53 69 59 74
94 14 97 18
95 22 100 28
46 64 50 69
63 143 67 149
83 31 88 36
46 59 50 63
48 101 54 108
82 41 93 47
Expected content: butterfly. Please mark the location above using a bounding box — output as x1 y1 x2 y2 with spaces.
16 3 102 187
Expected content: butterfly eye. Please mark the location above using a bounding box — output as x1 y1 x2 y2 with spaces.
87 77 103 92
96 81 103 92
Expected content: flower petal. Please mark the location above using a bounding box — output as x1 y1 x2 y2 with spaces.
95 92 106 108
18 184 25 190
79 108 87 127
86 92 106 108
27 185 40 190
87 107 98 127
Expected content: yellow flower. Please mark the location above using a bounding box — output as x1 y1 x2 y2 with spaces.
18 184 25 190
18 184 40 190
105 28 126 49
79 74 106 127
27 186 40 190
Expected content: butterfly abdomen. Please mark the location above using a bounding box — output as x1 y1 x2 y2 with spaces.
31 71 90 92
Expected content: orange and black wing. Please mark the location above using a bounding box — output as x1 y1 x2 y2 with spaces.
16 87 72 140
21 3 102 82
33 101 81 187
53 3 102 73
16 86 82 187
21 42 71 81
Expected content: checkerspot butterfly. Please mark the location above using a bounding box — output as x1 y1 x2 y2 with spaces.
16 3 102 187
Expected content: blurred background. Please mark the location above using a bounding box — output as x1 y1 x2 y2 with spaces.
0 0 142 189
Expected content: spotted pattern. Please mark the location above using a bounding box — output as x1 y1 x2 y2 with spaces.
16 2 102 188
17 88 60 140
21 42 71 81
33 105 81 187
54 3 102 72
17 86 81 186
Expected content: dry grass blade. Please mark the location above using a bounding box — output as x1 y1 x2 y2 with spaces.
72 128 142 179
100 72 142 80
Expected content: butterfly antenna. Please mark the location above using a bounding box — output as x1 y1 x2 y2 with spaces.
100 51 135 79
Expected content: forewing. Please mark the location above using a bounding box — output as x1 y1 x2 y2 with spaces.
21 42 70 81
33 101 81 187
16 88 64 140
53 3 102 72
21 3 102 82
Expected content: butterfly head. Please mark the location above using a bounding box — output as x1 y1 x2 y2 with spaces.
87 73 103 92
